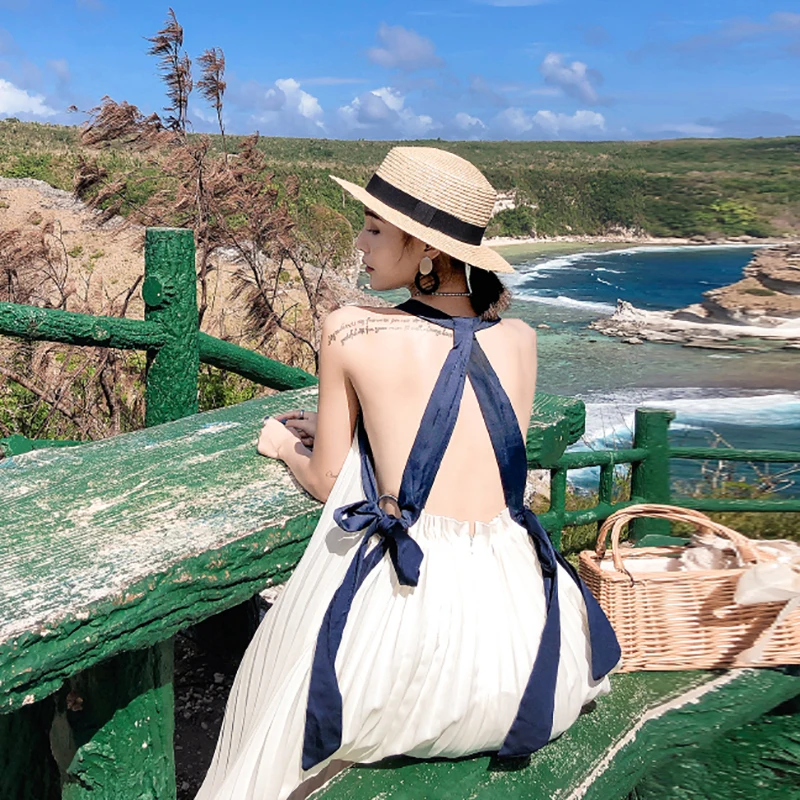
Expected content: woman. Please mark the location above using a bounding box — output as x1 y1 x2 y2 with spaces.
197 147 620 800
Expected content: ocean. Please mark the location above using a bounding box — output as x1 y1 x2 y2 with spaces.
503 244 800 494
365 243 800 494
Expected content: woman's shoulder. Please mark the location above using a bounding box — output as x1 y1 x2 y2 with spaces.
320 305 410 354
321 305 405 332
495 316 537 348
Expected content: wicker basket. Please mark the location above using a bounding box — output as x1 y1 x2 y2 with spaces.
578 504 800 671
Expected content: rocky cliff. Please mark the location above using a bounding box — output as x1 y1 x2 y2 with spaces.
590 245 800 350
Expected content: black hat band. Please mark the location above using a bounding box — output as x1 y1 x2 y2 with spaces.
366 174 486 246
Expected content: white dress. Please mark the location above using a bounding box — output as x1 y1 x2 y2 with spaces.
196 302 618 800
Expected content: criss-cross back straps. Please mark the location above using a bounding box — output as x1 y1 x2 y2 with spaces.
304 305 495 770
303 301 621 769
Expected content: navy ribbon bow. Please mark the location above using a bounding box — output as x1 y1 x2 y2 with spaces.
335 499 423 587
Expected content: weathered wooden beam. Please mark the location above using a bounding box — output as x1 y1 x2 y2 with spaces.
0 386 321 713
198 332 317 391
0 434 83 457
676 497 800 513
317 668 800 800
556 448 648 470
670 446 800 463
56 640 176 800
526 393 585 468
0 301 166 349
630 408 675 540
143 228 199 427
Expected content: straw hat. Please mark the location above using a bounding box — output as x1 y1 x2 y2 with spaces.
330 147 514 274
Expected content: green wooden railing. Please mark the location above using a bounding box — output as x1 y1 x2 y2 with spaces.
0 227 316 458
541 407 800 547
2 227 798 541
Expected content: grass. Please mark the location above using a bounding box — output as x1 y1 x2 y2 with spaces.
1 120 798 241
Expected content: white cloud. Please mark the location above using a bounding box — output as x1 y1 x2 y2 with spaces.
494 107 535 135
367 24 442 71
232 77 325 135
533 109 605 135
275 78 323 121
494 106 605 138
338 87 439 138
371 86 404 113
539 52 601 104
655 122 716 136
455 111 486 131
0 77 56 116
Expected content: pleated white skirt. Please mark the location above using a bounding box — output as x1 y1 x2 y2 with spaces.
196 437 610 800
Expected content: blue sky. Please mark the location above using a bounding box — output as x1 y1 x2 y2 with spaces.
1 0 799 140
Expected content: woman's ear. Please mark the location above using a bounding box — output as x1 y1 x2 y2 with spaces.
424 246 441 260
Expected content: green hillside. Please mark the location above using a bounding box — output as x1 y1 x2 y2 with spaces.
1 119 798 240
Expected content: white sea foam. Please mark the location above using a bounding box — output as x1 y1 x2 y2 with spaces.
594 267 623 274
604 243 767 257
565 390 800 491
513 294 616 314
578 390 800 449
511 251 597 277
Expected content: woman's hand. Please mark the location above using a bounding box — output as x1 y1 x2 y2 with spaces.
257 417 298 459
274 409 318 450
257 410 318 459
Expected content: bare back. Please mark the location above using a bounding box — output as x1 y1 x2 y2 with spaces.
331 306 537 525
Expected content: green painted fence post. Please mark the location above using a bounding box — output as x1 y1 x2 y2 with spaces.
143 228 199 426
55 640 176 800
630 408 675 541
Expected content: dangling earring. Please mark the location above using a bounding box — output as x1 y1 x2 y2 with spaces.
414 255 440 294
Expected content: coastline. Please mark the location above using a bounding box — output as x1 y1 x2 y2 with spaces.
487 234 796 258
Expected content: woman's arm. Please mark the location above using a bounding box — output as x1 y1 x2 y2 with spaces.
258 308 360 502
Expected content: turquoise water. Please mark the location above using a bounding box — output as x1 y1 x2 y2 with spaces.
364 243 800 493
502 244 800 493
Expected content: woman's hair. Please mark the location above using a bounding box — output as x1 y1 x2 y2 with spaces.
400 229 511 320
437 253 511 321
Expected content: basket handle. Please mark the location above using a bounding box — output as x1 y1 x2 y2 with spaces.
596 504 763 574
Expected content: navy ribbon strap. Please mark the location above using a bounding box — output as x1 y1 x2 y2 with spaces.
302 300 620 770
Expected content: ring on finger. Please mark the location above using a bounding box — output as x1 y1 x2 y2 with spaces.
300 409 305 420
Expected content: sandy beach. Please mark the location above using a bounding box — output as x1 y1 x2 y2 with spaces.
486 235 796 257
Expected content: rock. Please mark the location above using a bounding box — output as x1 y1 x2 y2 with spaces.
537 323 550 329
213 672 225 684
623 337 643 344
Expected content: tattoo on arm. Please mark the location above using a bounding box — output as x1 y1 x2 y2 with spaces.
327 317 450 347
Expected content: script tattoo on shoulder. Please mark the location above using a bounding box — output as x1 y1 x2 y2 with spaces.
327 317 450 347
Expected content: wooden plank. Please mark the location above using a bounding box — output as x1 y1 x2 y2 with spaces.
318 669 800 800
0 386 321 712
56 641 176 800
526 394 585 468
632 694 800 799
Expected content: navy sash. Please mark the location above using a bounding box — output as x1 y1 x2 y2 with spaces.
302 300 620 770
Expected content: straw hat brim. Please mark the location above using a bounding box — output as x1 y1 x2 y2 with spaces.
330 175 515 274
